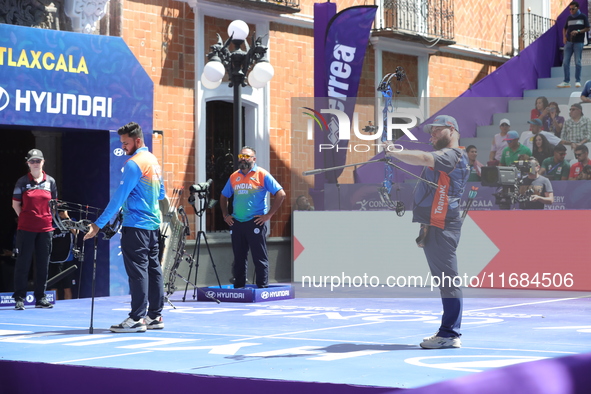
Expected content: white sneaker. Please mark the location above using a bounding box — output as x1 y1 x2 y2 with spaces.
145 315 164 330
420 334 461 349
576 82 582 88
557 82 571 88
110 317 147 333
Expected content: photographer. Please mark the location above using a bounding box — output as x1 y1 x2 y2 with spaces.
518 158 554 209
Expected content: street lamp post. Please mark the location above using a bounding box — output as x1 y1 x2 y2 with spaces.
201 20 275 167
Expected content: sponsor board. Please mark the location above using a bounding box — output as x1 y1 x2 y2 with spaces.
0 291 56 307
197 284 294 303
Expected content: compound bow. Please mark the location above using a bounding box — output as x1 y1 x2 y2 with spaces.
377 67 407 216
50 199 122 240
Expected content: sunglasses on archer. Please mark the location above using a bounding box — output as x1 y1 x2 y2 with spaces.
238 154 253 160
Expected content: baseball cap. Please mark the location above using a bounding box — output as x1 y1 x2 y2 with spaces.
528 118 543 126
503 130 520 141
423 115 459 134
26 149 44 161
499 118 511 126
571 103 583 112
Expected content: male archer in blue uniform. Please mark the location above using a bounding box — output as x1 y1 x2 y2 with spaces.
85 122 166 333
384 115 469 349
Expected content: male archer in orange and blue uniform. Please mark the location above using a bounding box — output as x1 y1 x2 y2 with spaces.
220 146 285 289
384 115 469 349
85 122 166 333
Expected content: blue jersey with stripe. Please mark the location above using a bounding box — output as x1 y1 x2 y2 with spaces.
96 147 165 230
221 164 283 222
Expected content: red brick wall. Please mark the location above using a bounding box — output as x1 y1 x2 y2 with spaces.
269 23 315 236
122 0 196 211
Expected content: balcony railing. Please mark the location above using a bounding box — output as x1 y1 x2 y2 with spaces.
512 12 555 53
379 0 454 41
222 0 300 13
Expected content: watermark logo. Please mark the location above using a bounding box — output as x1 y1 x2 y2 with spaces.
302 107 328 134
302 107 419 152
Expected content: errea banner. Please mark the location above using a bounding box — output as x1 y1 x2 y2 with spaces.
317 6 377 183
0 24 153 131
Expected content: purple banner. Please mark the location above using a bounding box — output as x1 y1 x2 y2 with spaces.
317 5 377 184
311 2 337 209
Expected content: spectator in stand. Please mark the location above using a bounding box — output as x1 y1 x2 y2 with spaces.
518 158 554 210
465 145 483 181
520 118 561 151
488 118 511 166
531 134 555 165
580 80 591 104
543 102 565 138
500 130 532 166
561 103 591 150
530 96 549 127
540 144 571 181
295 195 314 211
557 1 590 89
569 144 591 179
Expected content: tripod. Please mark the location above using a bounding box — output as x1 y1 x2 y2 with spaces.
182 187 222 301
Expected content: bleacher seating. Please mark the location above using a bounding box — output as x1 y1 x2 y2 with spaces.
462 56 591 164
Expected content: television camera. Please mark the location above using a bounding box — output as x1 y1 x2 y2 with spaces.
480 159 537 210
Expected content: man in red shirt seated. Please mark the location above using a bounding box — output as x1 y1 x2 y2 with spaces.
569 144 591 179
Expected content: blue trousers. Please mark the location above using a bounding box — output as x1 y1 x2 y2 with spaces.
563 41 584 83
422 225 463 338
13 230 53 301
120 227 164 320
230 219 269 288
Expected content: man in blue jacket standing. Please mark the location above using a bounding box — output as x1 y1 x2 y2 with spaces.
557 1 590 88
85 122 166 333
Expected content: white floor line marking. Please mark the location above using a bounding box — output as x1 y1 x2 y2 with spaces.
0 323 89 329
461 347 577 354
465 296 591 312
231 321 383 342
52 351 153 364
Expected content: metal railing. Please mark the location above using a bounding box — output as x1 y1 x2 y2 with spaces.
245 0 300 8
380 0 454 40
512 12 555 52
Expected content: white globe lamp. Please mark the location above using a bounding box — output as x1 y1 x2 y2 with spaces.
201 73 222 89
228 20 249 41
249 62 275 85
203 60 225 83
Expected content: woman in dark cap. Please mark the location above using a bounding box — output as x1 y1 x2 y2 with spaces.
11 149 58 310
